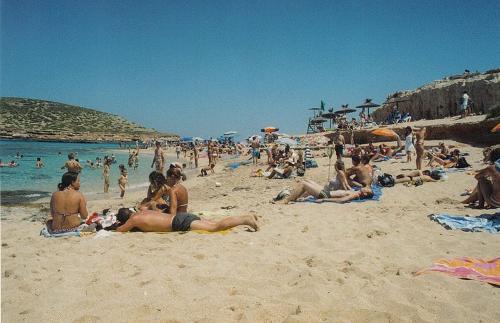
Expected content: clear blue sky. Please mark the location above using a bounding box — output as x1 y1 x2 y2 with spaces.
1 0 499 138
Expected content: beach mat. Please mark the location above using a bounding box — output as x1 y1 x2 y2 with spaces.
429 213 500 233
297 185 382 203
414 257 500 286
40 227 95 238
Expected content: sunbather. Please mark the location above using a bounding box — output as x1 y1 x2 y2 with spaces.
267 160 295 179
426 152 458 168
115 208 259 233
284 160 351 203
50 172 89 232
346 155 373 187
394 170 439 185
462 163 500 209
314 187 374 203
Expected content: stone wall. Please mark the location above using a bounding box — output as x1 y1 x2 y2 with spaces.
372 71 500 122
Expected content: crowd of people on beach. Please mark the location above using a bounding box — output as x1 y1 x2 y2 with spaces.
44 122 499 238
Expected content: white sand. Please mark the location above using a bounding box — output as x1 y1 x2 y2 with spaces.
1 140 499 322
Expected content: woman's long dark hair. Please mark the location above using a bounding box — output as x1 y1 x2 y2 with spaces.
149 171 167 188
58 172 79 191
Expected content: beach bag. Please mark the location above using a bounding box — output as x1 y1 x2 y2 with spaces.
378 173 395 187
296 167 305 177
456 157 470 169
305 160 318 168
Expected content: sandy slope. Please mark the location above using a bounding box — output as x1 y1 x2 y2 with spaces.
1 140 499 322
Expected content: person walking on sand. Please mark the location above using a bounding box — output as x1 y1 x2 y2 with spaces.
175 144 181 159
334 129 345 161
151 141 165 174
251 136 260 165
193 144 199 168
102 158 111 193
61 153 82 173
404 126 415 163
118 164 128 198
460 91 470 118
414 127 426 170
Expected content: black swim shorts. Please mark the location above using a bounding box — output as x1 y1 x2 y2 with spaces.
335 144 344 156
172 213 201 232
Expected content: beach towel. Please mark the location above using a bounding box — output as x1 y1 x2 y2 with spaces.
429 213 500 233
414 257 500 286
40 227 81 238
297 185 382 203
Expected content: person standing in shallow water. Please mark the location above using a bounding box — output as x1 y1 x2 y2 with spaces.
61 153 82 173
35 157 44 168
103 158 111 193
151 141 165 174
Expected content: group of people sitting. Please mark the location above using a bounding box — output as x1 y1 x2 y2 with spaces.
48 165 259 234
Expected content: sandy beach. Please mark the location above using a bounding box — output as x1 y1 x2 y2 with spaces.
1 139 499 322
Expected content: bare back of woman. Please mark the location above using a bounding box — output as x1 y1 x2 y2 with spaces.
50 173 88 231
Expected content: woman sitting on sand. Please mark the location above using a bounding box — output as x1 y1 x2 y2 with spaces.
284 160 352 203
426 152 459 168
462 163 500 209
49 172 89 232
140 169 188 215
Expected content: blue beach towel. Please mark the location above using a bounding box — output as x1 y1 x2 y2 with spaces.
429 213 500 233
298 185 383 203
40 227 81 238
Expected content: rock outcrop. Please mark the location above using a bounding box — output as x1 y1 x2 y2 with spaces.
372 70 500 122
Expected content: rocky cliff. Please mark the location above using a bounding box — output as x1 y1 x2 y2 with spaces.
372 69 500 122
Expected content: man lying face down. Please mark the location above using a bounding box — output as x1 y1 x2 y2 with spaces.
113 208 259 233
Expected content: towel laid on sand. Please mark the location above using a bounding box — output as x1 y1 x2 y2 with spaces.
415 257 500 286
40 220 96 238
429 213 500 233
298 185 382 203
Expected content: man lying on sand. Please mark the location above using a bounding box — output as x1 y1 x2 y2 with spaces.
115 208 259 233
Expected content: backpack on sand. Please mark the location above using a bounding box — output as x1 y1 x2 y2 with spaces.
378 173 395 187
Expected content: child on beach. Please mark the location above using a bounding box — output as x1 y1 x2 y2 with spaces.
118 164 128 198
200 163 215 176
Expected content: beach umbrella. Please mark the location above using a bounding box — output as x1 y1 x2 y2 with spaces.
224 131 238 136
261 126 279 133
384 97 410 109
371 128 398 138
356 98 380 116
491 123 500 133
335 104 357 115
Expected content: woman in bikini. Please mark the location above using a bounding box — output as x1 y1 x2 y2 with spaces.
49 172 89 232
415 127 426 170
284 160 351 203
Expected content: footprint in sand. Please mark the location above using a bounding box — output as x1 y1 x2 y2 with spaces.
366 230 388 239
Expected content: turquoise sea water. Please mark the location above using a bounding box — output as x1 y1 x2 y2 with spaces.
0 140 169 204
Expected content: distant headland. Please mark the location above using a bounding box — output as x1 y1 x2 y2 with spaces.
0 97 178 143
